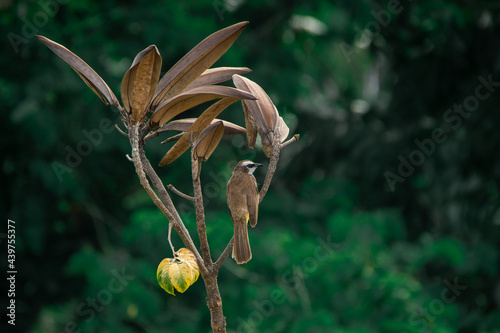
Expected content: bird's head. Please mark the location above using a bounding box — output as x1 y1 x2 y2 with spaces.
234 160 263 175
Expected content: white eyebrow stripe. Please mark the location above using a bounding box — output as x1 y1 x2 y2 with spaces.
241 161 254 166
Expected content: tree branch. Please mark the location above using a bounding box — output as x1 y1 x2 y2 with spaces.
214 237 234 271
168 184 195 202
259 132 300 204
115 123 128 136
259 134 281 204
130 124 208 277
191 151 212 267
281 134 300 149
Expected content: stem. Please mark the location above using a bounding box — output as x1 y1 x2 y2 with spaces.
168 184 195 202
259 132 300 204
281 134 300 149
259 133 282 204
190 150 227 332
167 223 175 255
214 237 234 271
203 273 226 333
191 152 212 266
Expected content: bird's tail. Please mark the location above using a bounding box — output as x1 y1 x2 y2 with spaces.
233 222 252 264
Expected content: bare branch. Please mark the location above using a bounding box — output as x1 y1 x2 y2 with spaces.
214 237 234 270
168 184 195 202
115 123 128 136
191 151 212 266
258 131 281 204
281 134 300 149
130 124 208 277
258 132 300 203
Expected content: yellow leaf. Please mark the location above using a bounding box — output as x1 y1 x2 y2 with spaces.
156 249 199 296
168 261 190 293
176 248 200 285
157 258 176 296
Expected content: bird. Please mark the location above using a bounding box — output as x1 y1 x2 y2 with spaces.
226 160 263 264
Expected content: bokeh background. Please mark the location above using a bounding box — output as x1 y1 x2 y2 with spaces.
2 0 500 332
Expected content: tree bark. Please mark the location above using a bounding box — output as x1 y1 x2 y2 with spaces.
203 271 226 332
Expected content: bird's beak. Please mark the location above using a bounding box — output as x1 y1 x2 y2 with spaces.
255 163 263 167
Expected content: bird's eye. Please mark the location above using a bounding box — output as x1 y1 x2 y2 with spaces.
248 164 255 168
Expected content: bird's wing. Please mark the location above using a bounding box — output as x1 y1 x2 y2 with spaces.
228 207 234 224
247 187 258 227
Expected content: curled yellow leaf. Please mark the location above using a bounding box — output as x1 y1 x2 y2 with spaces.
157 248 199 296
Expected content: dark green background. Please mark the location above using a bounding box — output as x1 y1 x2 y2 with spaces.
2 0 500 332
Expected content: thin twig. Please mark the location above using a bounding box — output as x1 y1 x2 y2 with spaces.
168 184 195 202
191 150 212 267
214 237 234 270
168 222 175 256
281 134 300 149
115 123 128 136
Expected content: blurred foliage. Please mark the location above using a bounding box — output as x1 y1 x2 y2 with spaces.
2 0 500 332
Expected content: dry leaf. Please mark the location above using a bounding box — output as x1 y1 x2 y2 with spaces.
242 101 258 149
233 75 290 157
150 85 255 128
37 35 119 107
157 118 246 135
261 113 290 157
275 116 290 142
194 121 225 161
151 22 248 109
232 74 278 136
158 98 241 166
121 45 162 123
186 67 251 90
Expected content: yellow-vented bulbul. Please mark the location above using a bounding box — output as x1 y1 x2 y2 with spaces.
226 160 263 264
